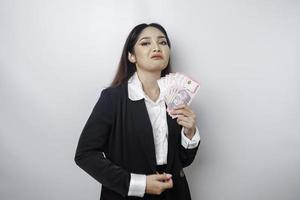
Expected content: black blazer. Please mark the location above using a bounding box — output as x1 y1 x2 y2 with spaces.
74 82 200 200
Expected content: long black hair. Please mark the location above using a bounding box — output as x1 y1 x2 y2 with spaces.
110 23 172 87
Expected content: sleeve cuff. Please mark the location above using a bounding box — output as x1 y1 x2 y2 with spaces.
181 127 201 149
128 173 146 197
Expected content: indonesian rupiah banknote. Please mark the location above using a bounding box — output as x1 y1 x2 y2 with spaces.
157 72 200 119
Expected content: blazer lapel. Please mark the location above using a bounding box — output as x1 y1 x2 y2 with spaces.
128 99 157 172
128 100 179 173
166 110 178 172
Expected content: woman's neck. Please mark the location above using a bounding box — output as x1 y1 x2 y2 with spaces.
136 70 161 102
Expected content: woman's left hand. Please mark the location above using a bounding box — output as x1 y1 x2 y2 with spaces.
170 104 196 139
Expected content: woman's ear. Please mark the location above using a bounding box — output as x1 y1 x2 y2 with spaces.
128 52 136 63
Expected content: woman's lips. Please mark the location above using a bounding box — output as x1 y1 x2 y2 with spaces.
151 55 163 59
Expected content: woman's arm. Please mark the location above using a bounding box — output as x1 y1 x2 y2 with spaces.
74 89 130 197
179 138 201 168
170 105 201 168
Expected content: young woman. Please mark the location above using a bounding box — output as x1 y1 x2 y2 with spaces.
75 23 201 200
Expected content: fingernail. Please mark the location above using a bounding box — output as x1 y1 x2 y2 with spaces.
166 174 172 178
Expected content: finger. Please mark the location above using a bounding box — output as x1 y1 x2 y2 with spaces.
162 172 166 182
156 173 172 181
177 120 193 129
161 178 173 189
173 104 186 110
176 115 192 124
183 106 195 117
174 104 192 113
178 115 196 126
184 105 193 113
171 109 191 117
182 105 195 116
173 106 195 117
177 115 194 125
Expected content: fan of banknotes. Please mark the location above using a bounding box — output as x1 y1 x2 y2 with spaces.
157 72 200 118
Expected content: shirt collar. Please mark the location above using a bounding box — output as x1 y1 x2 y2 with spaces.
128 72 145 101
128 72 164 103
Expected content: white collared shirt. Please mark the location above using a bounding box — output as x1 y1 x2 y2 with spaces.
127 72 200 197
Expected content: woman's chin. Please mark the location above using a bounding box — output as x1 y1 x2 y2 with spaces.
149 66 167 73
139 62 168 73
151 63 168 71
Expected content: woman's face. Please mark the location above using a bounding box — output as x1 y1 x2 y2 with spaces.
128 27 170 73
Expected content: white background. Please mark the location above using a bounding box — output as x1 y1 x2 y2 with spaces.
1 0 299 199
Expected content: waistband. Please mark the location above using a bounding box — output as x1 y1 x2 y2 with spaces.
156 164 167 174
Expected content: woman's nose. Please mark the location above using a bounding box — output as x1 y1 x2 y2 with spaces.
152 44 161 52
152 41 161 52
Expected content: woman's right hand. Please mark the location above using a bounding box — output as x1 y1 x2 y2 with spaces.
145 173 173 195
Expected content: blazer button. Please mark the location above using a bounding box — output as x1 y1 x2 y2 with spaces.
180 169 185 177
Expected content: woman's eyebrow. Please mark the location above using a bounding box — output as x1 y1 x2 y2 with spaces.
139 36 166 41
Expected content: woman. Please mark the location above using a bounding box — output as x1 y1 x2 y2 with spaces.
74 23 201 200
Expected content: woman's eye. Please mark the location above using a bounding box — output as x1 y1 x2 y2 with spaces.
141 42 150 46
160 41 168 45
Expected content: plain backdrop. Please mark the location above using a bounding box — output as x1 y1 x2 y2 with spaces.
1 0 300 199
